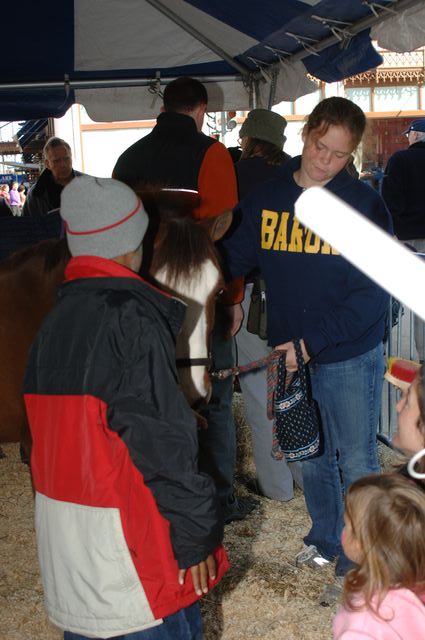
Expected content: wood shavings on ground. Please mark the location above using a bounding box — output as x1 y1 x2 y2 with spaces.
0 392 397 640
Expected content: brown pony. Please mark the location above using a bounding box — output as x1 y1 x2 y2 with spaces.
0 241 69 457
0 196 232 462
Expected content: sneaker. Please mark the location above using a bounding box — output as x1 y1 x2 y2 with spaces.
295 545 330 570
319 576 344 607
222 496 258 525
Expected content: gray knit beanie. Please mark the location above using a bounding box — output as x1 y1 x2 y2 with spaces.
239 109 287 149
61 176 149 258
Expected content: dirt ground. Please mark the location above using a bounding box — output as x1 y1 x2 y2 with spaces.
0 393 395 640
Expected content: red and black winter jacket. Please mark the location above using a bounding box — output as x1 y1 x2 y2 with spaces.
23 256 228 638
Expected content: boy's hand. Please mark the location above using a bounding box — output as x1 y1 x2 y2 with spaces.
178 554 216 596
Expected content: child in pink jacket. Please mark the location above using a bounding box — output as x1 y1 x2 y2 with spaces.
333 473 425 639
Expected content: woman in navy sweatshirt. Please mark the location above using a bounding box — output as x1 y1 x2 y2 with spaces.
221 97 393 605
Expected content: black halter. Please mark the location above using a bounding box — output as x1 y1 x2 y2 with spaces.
176 355 213 370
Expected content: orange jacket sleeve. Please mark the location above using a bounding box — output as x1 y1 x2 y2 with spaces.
194 141 237 219
195 141 243 304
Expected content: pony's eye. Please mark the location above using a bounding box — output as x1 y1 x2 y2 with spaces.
215 288 224 299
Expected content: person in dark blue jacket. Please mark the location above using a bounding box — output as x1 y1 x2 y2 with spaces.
221 97 393 605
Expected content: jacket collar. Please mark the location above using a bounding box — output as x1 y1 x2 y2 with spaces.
65 255 145 282
62 256 186 338
410 140 425 150
156 111 198 133
33 168 79 196
283 155 356 194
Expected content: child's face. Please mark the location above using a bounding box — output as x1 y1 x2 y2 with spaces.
341 512 362 565
393 379 424 454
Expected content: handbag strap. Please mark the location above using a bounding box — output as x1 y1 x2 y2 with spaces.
266 340 309 420
266 350 283 420
293 339 306 390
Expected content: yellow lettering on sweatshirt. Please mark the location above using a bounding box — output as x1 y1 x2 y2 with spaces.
261 210 279 249
272 212 289 251
260 209 340 255
288 217 303 252
321 242 340 255
304 229 321 254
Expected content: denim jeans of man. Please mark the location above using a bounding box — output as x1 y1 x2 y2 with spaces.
198 303 236 505
63 602 203 640
302 343 384 576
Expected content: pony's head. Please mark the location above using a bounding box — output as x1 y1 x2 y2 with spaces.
140 187 232 406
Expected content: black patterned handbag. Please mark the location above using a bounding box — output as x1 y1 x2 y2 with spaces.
272 339 321 461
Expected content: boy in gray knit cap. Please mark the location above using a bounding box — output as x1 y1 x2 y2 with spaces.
23 175 228 640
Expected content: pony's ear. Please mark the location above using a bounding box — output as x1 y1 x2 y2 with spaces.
201 210 233 242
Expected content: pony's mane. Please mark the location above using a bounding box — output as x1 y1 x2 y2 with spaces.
138 184 201 223
0 239 70 273
137 185 217 285
152 217 217 286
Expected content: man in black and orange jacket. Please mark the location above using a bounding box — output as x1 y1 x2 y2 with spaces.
113 77 253 524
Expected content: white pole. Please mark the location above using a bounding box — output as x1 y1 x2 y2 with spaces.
295 187 425 322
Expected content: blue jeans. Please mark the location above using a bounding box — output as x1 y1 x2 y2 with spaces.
303 343 384 575
198 304 236 504
63 602 203 640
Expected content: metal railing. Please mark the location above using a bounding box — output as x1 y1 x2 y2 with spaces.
380 300 425 445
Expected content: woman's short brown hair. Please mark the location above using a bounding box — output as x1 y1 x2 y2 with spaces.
240 138 288 166
304 97 366 151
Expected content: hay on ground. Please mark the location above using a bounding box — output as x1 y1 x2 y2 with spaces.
0 392 397 640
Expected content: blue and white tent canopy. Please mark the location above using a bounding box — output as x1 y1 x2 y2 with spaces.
2 0 424 122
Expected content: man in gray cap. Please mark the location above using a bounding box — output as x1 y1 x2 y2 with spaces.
23 175 228 640
382 118 425 360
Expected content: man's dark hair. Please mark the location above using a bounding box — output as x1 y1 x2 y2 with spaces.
163 77 208 113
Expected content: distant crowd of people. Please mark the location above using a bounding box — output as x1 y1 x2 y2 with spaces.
0 180 26 216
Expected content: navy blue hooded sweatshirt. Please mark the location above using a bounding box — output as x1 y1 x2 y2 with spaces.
221 156 393 364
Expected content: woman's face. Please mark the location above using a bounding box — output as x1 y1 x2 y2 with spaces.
300 124 354 187
393 379 424 453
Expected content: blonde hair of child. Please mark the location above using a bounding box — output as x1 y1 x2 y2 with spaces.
343 473 425 614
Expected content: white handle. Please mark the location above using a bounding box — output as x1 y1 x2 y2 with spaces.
295 187 425 322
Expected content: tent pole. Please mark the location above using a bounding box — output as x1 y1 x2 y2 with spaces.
144 0 250 77
279 0 423 67
0 75 244 92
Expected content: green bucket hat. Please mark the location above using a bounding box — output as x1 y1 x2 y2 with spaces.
239 109 288 149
